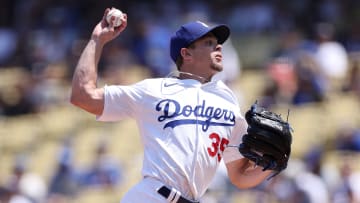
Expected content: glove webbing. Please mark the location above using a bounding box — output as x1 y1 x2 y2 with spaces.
242 134 285 159
247 127 291 156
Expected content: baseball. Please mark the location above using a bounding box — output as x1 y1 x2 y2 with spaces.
106 8 123 27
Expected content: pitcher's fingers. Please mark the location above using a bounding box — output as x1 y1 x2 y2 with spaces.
101 8 111 26
114 13 127 33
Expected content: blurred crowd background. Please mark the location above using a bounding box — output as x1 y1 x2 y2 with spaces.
0 0 360 203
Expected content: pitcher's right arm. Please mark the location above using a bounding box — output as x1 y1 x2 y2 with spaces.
70 8 127 115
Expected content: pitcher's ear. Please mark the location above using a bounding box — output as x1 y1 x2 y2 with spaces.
180 48 192 58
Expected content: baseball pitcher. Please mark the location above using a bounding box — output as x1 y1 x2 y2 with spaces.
71 7 292 203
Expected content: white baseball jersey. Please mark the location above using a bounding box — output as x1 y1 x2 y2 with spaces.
97 77 247 202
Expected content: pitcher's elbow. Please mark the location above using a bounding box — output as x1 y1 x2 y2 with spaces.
69 91 82 107
229 175 260 190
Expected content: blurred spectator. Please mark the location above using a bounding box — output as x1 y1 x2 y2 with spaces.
0 65 68 116
259 78 279 109
127 19 173 78
348 172 360 203
270 176 311 203
342 55 360 98
0 29 18 66
334 125 360 152
294 170 330 203
314 22 349 82
78 140 123 189
345 26 360 54
8 195 32 203
47 137 79 202
100 40 137 84
126 1 176 78
16 173 47 203
0 69 37 116
4 155 47 203
297 145 330 203
143 22 173 77
259 52 327 108
28 64 69 112
332 161 357 203
264 160 312 203
318 0 343 25
260 57 297 108
328 153 360 203
129 20 148 69
227 1 275 34
303 144 325 176
0 186 12 203
21 6 78 71
272 29 317 60
5 155 28 195
292 52 327 105
259 26 320 108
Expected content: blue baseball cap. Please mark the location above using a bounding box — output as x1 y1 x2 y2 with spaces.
170 21 230 62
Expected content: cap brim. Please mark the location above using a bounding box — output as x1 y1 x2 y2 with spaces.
210 25 230 44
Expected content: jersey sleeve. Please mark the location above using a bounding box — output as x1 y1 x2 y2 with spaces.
222 115 247 163
96 83 144 121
